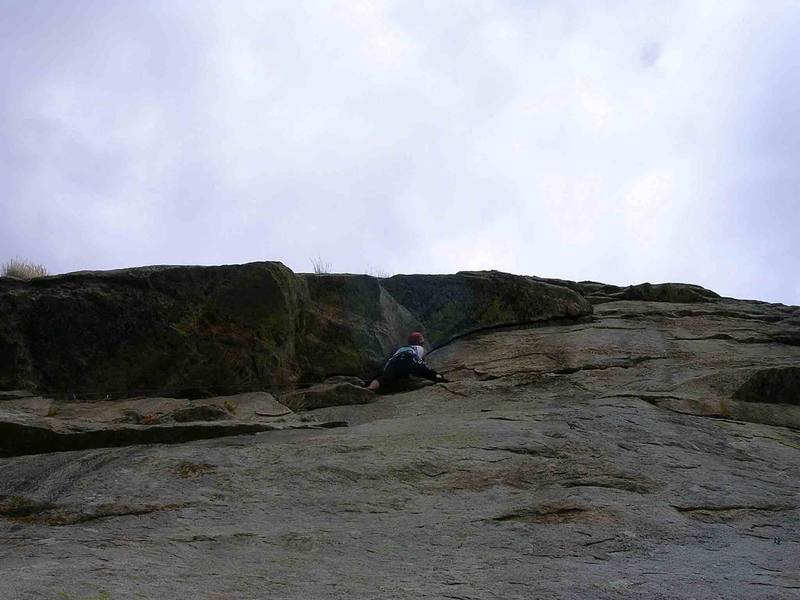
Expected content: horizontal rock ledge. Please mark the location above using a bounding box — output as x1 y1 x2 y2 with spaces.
0 410 346 458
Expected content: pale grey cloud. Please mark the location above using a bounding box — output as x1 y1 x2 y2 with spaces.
1 0 798 303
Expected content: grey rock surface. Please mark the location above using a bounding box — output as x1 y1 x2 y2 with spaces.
0 392 342 458
279 382 376 411
1 295 799 599
535 279 721 305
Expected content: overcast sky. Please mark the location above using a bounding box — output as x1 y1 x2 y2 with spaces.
1 1 798 304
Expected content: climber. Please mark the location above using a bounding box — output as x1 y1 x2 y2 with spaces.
368 331 448 392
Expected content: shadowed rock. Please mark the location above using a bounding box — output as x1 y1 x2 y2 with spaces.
279 382 375 411
382 270 593 347
733 367 800 405
530 278 720 305
171 404 233 422
295 274 421 381
0 409 280 457
0 392 314 457
0 262 302 397
616 282 720 303
1 264 594 398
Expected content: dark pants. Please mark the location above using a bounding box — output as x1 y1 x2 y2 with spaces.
377 352 436 392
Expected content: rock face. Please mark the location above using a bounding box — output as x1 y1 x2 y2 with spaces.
536 278 721 305
0 263 302 397
295 274 421 381
382 270 593 346
0 264 591 397
0 392 345 458
1 267 799 599
430 297 800 432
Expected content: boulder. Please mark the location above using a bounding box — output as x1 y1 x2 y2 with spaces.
533 278 721 305
382 270 592 347
617 282 721 303
0 262 302 397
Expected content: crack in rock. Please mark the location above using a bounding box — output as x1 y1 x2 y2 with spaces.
673 504 796 513
552 356 668 376
672 503 797 523
0 418 348 458
493 504 618 525
481 445 559 458
561 476 656 494
0 495 184 526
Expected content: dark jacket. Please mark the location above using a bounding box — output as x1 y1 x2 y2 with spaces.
382 345 441 382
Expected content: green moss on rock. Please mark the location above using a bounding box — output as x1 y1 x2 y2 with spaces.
382 270 593 347
1 264 593 398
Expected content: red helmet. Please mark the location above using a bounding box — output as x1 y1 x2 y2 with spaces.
408 331 425 345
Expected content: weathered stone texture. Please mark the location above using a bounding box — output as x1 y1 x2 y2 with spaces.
0 264 592 397
2 266 799 599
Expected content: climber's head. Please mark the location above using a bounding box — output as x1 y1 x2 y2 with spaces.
408 331 425 346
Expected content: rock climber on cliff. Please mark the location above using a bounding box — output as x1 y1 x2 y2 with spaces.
368 331 449 392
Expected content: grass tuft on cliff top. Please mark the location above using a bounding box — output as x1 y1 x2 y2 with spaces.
2 257 49 279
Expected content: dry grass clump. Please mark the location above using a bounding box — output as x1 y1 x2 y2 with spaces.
2 257 49 279
365 266 390 278
310 256 332 274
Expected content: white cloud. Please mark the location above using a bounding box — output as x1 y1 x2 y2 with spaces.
1 0 798 303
